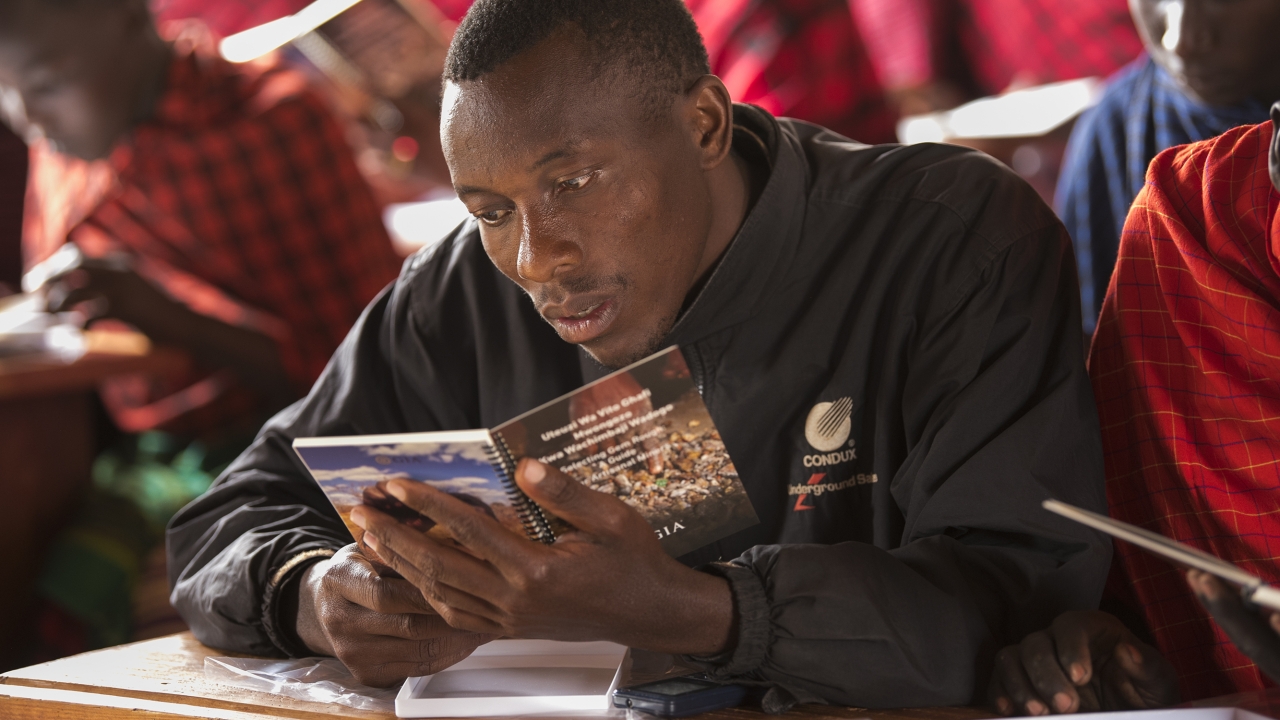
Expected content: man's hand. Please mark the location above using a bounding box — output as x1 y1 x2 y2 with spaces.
295 544 494 687
1187 569 1280 683
988 610 1179 715
37 252 292 409
43 257 183 331
347 459 734 654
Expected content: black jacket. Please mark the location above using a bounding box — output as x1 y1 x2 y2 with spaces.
168 106 1109 708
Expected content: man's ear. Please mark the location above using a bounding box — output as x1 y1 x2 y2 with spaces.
1271 102 1280 194
684 76 735 171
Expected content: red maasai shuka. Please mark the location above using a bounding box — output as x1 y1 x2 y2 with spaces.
1091 120 1280 700
851 0 1141 95
24 40 402 437
687 0 895 144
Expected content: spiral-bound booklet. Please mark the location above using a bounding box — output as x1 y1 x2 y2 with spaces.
293 346 758 558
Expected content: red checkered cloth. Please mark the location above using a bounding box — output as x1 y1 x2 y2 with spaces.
689 0 896 144
24 43 402 437
851 0 1142 95
1090 120 1280 700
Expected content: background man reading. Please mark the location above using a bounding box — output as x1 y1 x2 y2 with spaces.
988 106 1280 714
168 0 1110 708
0 0 402 657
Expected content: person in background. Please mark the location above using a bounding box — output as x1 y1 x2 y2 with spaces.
849 0 1140 117
1056 0 1280 333
987 106 1280 713
0 0 401 658
0 123 23 294
687 0 896 144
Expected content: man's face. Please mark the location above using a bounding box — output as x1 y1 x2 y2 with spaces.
1130 0 1280 107
442 36 719 368
0 2 147 160
1271 103 1280 194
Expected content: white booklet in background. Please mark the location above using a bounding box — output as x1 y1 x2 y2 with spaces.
395 639 629 718
1043 499 1280 611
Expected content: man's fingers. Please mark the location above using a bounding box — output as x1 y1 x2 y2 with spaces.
327 545 432 615
45 282 102 314
989 645 1051 716
360 576 435 615
1018 631 1080 713
353 505 510 602
1110 641 1180 708
379 480 530 563
1188 570 1280 683
340 636 488 688
1048 612 1098 687
516 458 633 537
349 605 477 641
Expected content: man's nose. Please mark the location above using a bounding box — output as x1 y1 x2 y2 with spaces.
1167 0 1216 62
516 211 581 283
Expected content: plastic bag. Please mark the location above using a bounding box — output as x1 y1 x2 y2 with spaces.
204 655 399 713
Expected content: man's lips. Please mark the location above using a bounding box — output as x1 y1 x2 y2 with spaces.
543 295 620 344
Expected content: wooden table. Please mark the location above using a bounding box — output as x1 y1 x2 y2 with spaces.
0 343 185 670
0 632 996 720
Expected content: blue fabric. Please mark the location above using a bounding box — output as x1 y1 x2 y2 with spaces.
1055 54 1269 332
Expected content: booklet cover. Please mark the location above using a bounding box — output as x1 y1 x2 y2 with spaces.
294 346 759 558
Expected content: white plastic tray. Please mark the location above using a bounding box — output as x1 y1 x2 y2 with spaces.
396 640 628 718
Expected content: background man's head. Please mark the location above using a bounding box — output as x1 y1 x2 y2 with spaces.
1130 0 1280 107
0 0 168 160
442 0 750 369
1271 103 1280 194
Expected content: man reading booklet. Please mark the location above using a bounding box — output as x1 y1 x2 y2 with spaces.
167 0 1110 708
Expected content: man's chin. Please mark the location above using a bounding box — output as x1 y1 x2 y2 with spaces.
575 330 667 370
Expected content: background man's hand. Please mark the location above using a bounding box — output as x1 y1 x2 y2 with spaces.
348 459 733 654
988 610 1179 715
35 249 293 409
1187 569 1280 683
42 256 185 332
295 544 494 687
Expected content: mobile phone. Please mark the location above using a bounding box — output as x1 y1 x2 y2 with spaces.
612 674 747 717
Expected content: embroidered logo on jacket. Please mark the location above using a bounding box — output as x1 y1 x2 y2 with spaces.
804 397 852 451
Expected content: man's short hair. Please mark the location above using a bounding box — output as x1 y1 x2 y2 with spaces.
444 0 711 119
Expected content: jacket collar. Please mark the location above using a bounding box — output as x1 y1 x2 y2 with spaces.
665 104 808 346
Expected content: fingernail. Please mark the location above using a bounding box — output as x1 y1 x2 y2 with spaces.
350 506 367 528
523 459 547 483
364 533 380 551
1125 643 1141 664
1054 692 1073 713
1070 663 1086 683
996 698 1012 715
1027 701 1048 716
386 480 408 501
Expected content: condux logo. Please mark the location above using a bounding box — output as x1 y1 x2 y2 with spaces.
803 397 857 467
805 397 852 451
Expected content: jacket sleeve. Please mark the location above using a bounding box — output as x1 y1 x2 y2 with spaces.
166 278 428 656
692 226 1111 708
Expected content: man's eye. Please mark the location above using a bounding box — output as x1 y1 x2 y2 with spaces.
475 209 511 225
560 172 595 191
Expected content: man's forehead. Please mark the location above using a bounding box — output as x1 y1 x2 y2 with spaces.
441 74 631 176
0 8 91 73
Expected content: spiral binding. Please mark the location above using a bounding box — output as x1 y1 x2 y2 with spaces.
487 433 555 544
